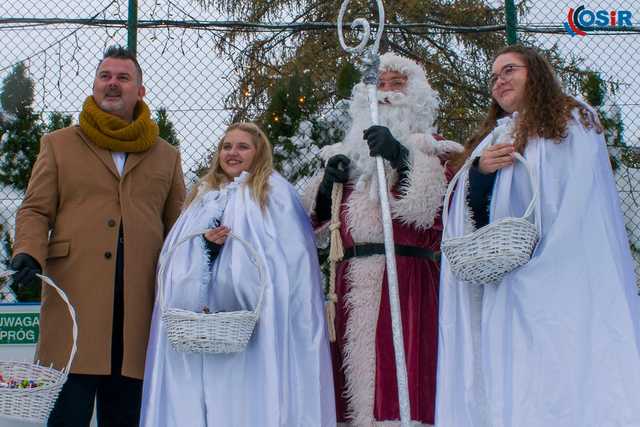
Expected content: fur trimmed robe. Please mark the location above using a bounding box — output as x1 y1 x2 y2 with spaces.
302 133 459 426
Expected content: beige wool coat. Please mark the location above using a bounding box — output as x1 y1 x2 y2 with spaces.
13 125 186 379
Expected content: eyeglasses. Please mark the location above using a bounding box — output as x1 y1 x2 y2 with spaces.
488 64 527 89
378 77 407 91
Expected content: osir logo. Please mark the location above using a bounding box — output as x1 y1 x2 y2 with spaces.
564 5 633 36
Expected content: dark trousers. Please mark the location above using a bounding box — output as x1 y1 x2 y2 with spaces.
48 224 139 427
47 373 142 427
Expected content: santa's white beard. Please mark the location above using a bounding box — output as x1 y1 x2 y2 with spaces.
342 90 416 185
377 95 414 142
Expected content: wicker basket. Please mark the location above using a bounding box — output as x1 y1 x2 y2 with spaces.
158 231 266 354
0 271 78 424
441 152 539 284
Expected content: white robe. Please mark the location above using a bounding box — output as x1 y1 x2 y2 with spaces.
436 111 640 427
140 172 336 427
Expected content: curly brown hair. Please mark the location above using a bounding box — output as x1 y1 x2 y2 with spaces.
455 44 602 168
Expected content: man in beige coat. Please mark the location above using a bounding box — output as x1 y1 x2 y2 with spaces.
10 45 185 427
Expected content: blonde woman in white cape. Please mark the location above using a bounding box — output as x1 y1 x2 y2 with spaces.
436 45 640 427
140 123 336 427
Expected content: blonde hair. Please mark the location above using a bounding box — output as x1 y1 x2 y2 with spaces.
185 122 273 208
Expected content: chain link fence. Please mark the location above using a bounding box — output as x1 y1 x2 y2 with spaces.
1 0 639 301
515 2 640 285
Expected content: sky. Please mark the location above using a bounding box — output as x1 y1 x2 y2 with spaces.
517 0 640 146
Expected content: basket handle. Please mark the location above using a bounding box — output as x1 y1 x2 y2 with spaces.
0 270 78 375
157 230 267 316
442 151 538 236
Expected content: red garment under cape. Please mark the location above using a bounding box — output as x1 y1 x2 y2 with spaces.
318 183 446 425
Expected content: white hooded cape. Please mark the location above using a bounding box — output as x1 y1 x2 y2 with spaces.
140 172 336 427
436 112 640 427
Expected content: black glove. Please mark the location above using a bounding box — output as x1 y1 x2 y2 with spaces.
319 155 351 197
10 253 42 289
316 154 351 222
363 125 409 170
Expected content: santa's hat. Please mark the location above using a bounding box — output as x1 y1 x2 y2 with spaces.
378 52 428 84
349 52 440 133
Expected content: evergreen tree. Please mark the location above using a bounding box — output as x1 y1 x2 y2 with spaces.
262 71 318 181
1 225 11 271
195 0 511 142
155 107 181 148
47 111 73 134
194 0 601 146
261 62 359 184
580 70 626 170
0 63 71 302
0 65 44 192
0 64 72 192
336 62 361 100
581 71 623 145
0 223 15 303
0 63 34 114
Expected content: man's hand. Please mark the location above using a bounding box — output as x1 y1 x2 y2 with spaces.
477 143 514 174
10 253 42 289
319 154 351 196
363 125 408 169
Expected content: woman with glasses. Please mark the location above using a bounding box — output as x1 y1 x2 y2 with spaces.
435 45 640 427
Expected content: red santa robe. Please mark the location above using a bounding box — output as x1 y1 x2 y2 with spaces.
303 132 459 426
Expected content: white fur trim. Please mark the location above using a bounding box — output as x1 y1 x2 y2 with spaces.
342 255 385 426
319 133 452 233
437 139 464 154
390 142 448 231
338 171 442 425
379 53 426 80
346 180 384 243
339 181 387 425
320 142 347 162
462 172 478 234
407 134 463 157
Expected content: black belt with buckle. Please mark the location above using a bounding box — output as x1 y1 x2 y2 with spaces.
342 243 441 263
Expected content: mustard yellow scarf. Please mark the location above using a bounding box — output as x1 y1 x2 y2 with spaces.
79 96 159 153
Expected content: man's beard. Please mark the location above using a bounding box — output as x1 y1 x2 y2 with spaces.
98 97 125 115
342 90 415 181
376 92 413 142
97 88 126 116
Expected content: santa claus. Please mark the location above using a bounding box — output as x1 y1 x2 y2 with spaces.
302 52 462 426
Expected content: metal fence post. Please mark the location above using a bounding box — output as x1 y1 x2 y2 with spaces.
127 0 138 56
505 0 518 45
